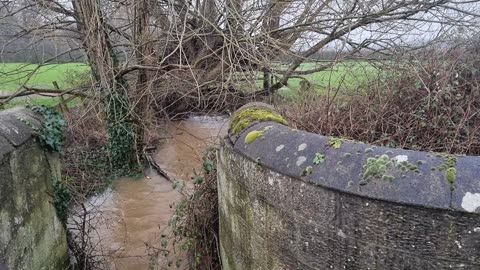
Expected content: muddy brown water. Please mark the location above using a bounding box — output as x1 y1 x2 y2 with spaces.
86 116 228 269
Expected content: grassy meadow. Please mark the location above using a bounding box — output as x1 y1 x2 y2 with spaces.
0 61 379 107
258 61 380 99
0 63 89 108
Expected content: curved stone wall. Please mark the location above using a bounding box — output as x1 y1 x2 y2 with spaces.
0 107 68 269
218 103 480 269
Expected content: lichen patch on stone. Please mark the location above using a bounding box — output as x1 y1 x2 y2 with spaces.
298 143 307 151
395 155 409 162
337 230 347 239
461 192 480 212
296 156 307 167
276 145 285 152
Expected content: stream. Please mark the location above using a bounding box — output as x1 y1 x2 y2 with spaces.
85 115 228 269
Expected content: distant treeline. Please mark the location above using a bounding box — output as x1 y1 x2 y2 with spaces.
0 36 85 63
275 50 392 63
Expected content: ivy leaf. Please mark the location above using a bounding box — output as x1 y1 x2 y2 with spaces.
191 175 204 185
203 159 213 173
313 153 325 165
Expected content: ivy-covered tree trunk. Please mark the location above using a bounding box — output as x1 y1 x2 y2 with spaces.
133 0 155 153
73 0 138 176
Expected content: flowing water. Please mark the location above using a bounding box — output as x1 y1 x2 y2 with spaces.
87 116 228 269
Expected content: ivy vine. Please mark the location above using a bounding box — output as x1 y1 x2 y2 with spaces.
30 105 67 153
52 179 71 225
105 92 138 177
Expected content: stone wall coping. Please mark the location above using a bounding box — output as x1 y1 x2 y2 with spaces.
0 107 42 162
228 116 480 214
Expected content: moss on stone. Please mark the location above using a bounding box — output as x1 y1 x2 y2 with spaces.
301 166 313 176
230 108 288 135
364 148 373 153
328 137 343 149
244 130 264 144
442 155 457 190
362 155 394 181
446 167 456 190
430 154 457 189
313 153 325 165
382 175 395 181
445 155 457 168
362 154 422 184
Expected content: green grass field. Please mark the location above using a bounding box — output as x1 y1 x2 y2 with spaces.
284 61 377 89
0 63 90 91
0 63 89 108
0 61 379 107
255 61 380 99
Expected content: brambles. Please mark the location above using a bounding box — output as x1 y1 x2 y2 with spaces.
159 147 220 269
280 48 480 156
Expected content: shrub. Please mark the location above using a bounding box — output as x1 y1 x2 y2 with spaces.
280 48 480 155
157 147 220 269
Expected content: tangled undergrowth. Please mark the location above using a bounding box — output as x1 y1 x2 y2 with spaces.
154 147 220 269
280 49 480 156
61 107 113 269
62 108 112 196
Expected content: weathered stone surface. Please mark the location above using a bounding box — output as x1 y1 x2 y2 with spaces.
233 122 459 209
0 136 13 163
0 107 42 147
218 102 480 270
0 107 68 270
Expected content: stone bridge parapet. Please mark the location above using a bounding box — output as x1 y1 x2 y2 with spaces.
218 102 480 269
0 107 68 270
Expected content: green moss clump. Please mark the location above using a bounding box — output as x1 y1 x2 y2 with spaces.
406 163 419 171
382 175 395 181
446 167 456 190
362 154 422 184
445 156 457 168
313 153 325 165
431 154 458 190
362 154 394 181
301 166 313 176
230 108 288 135
328 137 343 149
244 130 264 144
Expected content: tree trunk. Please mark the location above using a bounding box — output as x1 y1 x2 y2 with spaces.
73 0 138 176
